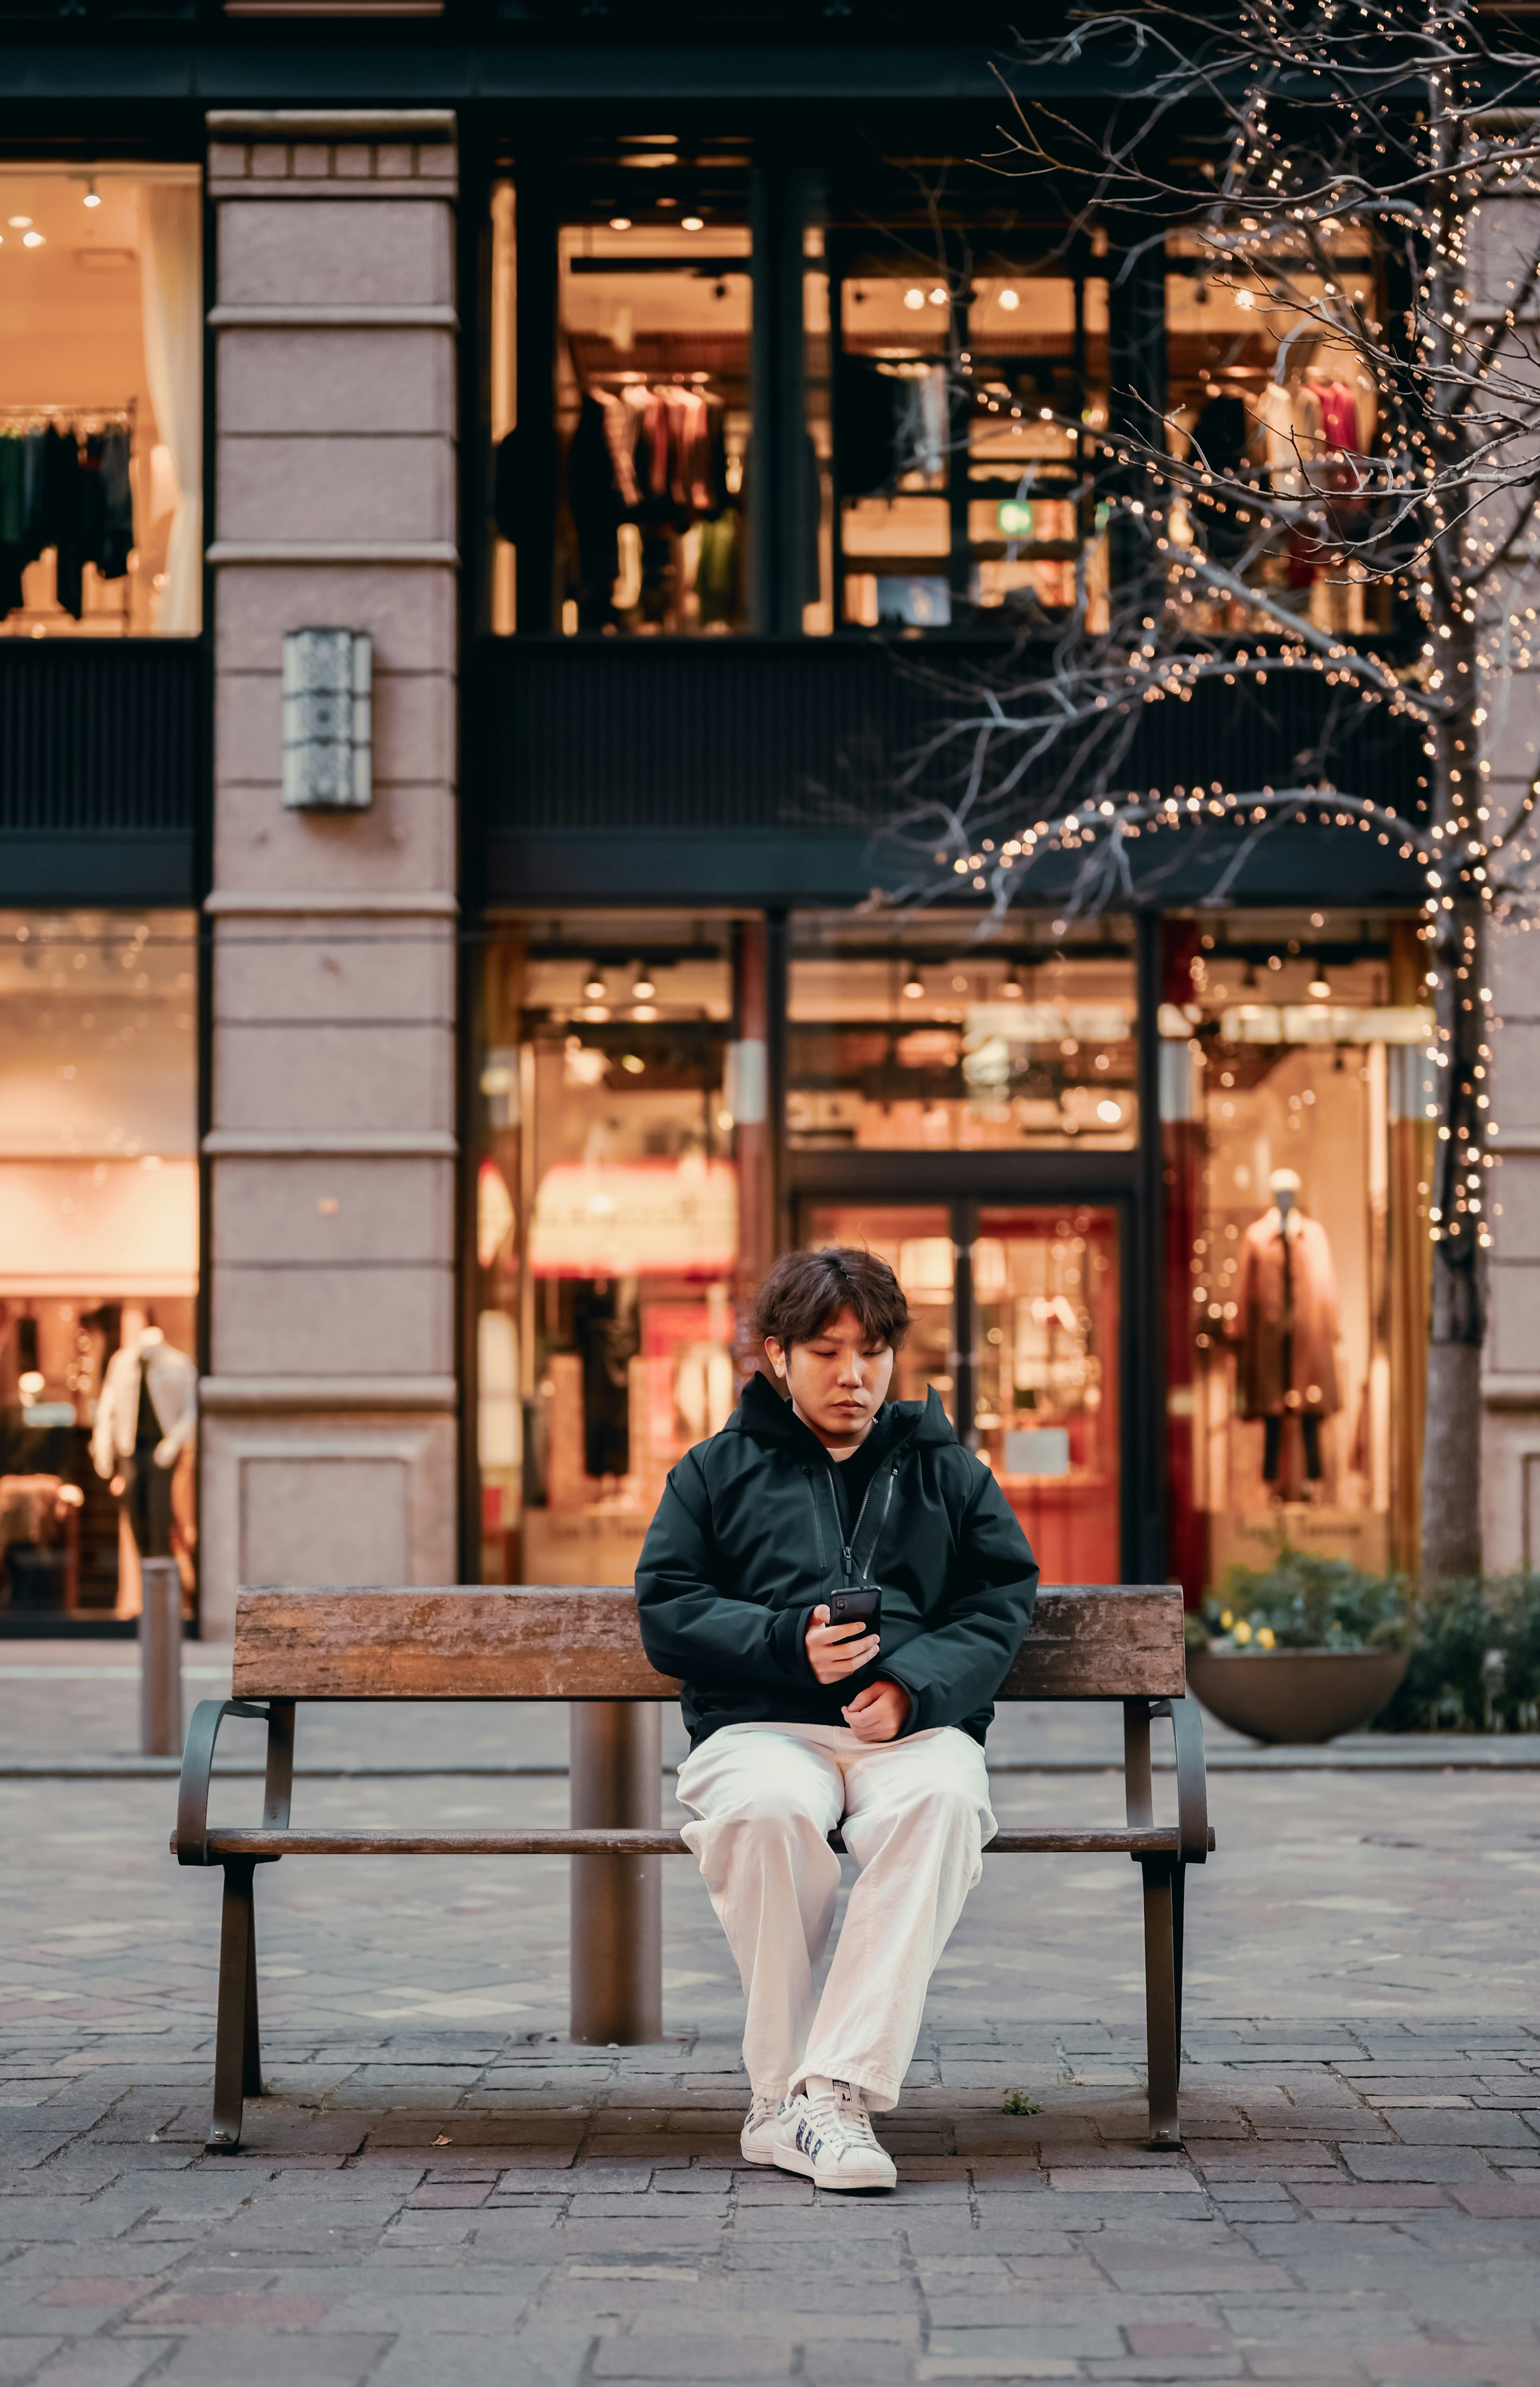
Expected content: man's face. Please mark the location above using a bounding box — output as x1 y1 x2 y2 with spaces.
765 1304 895 1448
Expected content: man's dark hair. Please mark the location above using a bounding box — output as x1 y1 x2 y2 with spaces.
752 1245 910 1353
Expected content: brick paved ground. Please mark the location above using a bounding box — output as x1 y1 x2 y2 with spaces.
2 1662 1540 2384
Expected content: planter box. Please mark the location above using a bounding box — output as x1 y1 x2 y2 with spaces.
1186 1646 1410 1744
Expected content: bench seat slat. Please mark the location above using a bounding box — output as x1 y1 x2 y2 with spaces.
230 1584 1187 1703
179 1825 1204 1859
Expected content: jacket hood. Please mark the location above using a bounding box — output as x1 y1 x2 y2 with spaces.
731 1368 956 1451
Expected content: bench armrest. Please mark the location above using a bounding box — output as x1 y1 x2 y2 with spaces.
175 1698 294 1867
1167 1693 1210 1865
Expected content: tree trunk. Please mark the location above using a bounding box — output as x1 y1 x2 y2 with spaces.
1420 1278 1484 1582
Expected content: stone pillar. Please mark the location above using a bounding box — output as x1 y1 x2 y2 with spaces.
199 112 460 1637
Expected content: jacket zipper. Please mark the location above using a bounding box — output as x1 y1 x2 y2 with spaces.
839 1456 902 1580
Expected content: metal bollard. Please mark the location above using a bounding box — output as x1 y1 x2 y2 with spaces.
569 1701 662 2044
139 1557 183 1758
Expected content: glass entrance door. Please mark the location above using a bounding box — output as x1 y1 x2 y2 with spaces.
799 1197 1122 1583
970 1204 1120 1584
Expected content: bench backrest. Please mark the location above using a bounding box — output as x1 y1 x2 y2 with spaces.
231 1584 1186 1703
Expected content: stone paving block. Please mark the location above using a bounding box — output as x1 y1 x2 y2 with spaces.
158 2336 394 2385
1343 2147 1501 2182
1384 2111 1539 2146
32 2350 178 2387
592 2340 790 2378
1448 2184 1540 2217
0 2347 63 2385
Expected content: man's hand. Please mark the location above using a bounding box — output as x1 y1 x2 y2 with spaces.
843 1680 911 1743
805 1603 880 1684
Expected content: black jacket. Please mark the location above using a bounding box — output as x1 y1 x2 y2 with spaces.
634 1372 1040 1748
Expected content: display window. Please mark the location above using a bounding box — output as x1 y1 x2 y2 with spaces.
487 140 756 638
1164 225 1387 635
0 163 201 638
788 911 1138 1152
800 1199 1121 1584
826 226 1109 631
1161 911 1434 1596
0 910 199 1625
476 912 746 1586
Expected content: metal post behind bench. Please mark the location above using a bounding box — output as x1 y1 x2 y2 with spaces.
569 1702 662 2044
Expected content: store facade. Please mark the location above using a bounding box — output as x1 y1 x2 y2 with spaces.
4 22 1536 1631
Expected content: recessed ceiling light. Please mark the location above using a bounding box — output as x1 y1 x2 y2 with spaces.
904 286 925 310
22 230 44 248
999 286 1019 310
8 215 32 228
681 215 704 232
929 286 948 305
609 216 632 231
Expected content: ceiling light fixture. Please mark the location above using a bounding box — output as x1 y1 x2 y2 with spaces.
83 180 101 209
584 975 607 1000
929 286 948 305
1307 978 1332 1000
609 216 632 231
999 286 1019 310
22 230 44 248
631 973 656 1000
903 286 925 310
8 215 32 228
902 973 924 999
681 215 704 231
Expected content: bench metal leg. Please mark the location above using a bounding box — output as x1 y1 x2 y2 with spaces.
569 1702 662 2045
208 1857 263 2152
1139 1856 1181 2150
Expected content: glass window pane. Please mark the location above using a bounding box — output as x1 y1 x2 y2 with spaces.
788 911 1138 1151
0 166 202 639
0 909 198 1619
555 197 752 636
1164 226 1387 635
1162 912 1430 1595
476 913 741 1585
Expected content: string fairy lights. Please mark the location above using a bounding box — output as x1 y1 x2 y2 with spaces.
871 0 1540 1286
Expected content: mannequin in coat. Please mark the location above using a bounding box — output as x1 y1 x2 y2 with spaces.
90 1323 197 1558
1234 1170 1341 1484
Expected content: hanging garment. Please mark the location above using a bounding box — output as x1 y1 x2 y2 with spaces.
566 391 626 604
1256 381 1301 495
1236 1208 1342 1422
35 426 89 618
598 389 642 509
0 435 24 614
94 426 134 579
573 1281 639 1479
696 509 741 627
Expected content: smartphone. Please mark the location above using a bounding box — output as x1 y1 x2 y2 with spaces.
828 1586 881 1631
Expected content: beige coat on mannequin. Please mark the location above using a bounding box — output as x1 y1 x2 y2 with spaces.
1236 1209 1342 1420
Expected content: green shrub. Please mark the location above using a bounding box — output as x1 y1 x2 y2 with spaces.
1376 1573 1540 1732
1194 1543 1408 1654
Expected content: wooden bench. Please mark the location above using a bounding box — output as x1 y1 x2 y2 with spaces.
173 1582 1213 2156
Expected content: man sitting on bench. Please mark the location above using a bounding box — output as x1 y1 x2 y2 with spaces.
635 1246 1040 2192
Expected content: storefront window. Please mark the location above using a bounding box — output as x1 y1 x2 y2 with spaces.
476 913 744 1585
543 142 753 637
0 163 202 638
1165 226 1388 635
0 910 199 1624
788 911 1138 1151
832 244 1108 631
1162 912 1433 1596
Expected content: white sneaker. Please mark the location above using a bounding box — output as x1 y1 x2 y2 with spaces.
772 2081 897 2193
740 2091 786 2165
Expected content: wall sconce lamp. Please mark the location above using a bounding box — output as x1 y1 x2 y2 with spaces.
282 628 372 810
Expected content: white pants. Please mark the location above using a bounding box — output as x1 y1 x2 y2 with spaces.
675 1720 995 2113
